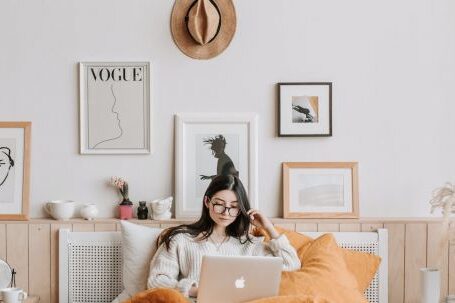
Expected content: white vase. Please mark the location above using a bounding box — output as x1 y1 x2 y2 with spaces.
80 203 98 220
420 268 440 303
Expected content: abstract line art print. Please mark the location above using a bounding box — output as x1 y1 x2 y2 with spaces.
0 121 30 220
0 140 16 203
79 62 151 154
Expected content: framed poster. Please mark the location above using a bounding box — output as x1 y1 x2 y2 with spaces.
175 113 258 218
79 62 151 154
283 162 358 218
278 82 332 137
0 122 31 220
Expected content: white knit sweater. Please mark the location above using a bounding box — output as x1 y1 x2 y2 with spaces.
147 233 301 297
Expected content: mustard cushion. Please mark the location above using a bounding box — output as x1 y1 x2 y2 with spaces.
255 226 381 293
246 295 331 303
278 233 367 303
122 288 188 303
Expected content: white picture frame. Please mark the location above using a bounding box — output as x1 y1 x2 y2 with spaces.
175 113 258 218
79 62 151 154
283 162 359 218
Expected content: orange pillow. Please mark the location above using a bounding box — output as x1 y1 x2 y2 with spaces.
122 288 188 303
280 234 367 303
246 295 332 303
254 227 381 293
341 248 381 292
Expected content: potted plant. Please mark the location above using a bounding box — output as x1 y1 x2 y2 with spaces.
111 176 133 220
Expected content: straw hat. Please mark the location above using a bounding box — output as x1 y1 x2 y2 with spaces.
171 0 237 60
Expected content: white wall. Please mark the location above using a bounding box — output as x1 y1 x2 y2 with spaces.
1 0 454 218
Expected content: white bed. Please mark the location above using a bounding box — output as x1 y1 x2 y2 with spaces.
59 228 388 303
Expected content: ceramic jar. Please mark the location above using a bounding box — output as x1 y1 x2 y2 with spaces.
80 203 98 220
119 198 133 220
44 200 76 220
137 201 149 220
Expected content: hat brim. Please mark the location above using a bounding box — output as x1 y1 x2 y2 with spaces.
171 0 236 60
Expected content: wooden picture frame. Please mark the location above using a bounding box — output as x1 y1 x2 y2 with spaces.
283 162 358 218
278 82 332 137
0 122 31 220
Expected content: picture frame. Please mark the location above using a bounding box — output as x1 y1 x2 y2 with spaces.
278 82 332 137
283 162 358 218
79 62 151 154
175 113 258 218
0 122 31 220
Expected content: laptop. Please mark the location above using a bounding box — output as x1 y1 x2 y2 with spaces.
197 255 283 303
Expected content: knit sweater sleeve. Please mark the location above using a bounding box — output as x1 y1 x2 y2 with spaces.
253 234 301 271
147 237 197 297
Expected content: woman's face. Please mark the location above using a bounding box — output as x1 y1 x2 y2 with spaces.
205 189 240 228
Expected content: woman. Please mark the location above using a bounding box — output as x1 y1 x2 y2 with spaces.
147 175 300 299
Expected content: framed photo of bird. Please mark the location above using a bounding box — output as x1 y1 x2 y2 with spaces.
175 113 258 218
278 82 332 137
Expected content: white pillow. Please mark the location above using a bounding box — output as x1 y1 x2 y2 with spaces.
112 221 162 303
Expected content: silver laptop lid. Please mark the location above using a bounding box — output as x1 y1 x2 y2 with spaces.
197 255 282 303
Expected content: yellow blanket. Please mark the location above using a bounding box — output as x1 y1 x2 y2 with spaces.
124 288 332 303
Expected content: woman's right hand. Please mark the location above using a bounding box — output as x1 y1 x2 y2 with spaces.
189 286 198 298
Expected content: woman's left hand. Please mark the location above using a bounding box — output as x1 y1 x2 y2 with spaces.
247 209 272 229
247 209 281 239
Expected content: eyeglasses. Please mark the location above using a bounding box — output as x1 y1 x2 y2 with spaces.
210 201 241 217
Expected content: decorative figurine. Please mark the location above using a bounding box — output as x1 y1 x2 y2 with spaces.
137 201 149 220
151 196 173 220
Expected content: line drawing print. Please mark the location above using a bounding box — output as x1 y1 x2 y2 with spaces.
0 146 14 187
92 84 124 148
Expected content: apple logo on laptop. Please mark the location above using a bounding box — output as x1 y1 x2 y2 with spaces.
235 276 245 289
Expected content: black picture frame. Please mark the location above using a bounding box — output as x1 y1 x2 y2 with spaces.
278 82 332 137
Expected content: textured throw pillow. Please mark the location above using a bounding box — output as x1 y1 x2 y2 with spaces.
341 248 381 292
112 221 162 303
280 234 367 303
254 226 381 293
122 288 189 303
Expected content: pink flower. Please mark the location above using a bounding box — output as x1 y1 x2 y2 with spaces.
109 176 129 200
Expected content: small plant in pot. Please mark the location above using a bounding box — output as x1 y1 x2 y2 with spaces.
111 176 133 220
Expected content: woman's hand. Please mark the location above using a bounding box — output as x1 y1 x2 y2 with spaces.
189 286 198 298
247 209 279 239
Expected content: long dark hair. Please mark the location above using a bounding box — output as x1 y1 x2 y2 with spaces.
157 175 252 250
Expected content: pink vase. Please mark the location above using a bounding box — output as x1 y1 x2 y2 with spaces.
119 205 133 220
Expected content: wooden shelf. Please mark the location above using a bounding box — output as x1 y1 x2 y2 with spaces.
26 297 39 303
0 217 453 224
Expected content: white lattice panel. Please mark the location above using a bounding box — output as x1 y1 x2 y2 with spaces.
339 242 379 303
69 244 123 303
60 230 124 303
